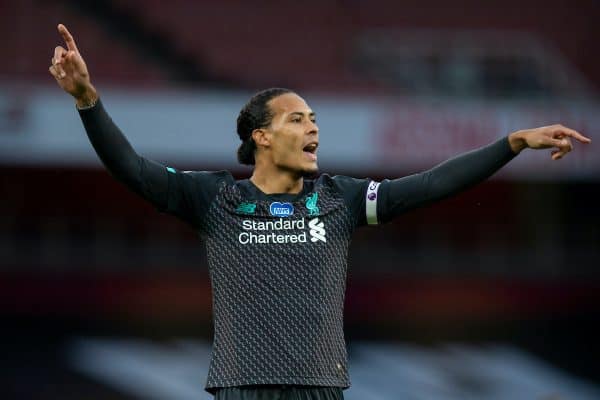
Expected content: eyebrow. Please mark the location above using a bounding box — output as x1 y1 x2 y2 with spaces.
289 111 316 118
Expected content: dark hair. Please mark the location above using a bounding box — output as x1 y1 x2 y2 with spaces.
236 87 293 165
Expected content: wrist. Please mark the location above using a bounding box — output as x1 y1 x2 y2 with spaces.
75 85 98 109
508 131 527 154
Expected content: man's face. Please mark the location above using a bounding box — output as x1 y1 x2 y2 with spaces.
259 93 319 175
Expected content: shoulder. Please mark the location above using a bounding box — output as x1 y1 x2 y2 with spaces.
164 168 237 202
314 174 373 213
313 173 371 195
167 168 235 186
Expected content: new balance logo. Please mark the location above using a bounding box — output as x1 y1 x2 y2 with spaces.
308 218 326 243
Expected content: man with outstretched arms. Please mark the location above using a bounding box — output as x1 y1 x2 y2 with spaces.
49 24 591 400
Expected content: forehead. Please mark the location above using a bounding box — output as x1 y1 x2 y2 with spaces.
268 93 312 116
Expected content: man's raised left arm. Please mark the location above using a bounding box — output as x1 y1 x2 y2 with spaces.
368 125 591 225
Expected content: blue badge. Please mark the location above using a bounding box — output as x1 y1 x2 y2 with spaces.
269 202 294 217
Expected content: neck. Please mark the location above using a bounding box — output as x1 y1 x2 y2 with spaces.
250 165 304 195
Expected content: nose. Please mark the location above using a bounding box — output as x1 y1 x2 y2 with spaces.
308 120 319 135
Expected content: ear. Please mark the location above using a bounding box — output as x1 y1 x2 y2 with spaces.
252 128 272 149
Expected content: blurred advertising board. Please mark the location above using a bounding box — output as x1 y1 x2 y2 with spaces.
1 86 597 180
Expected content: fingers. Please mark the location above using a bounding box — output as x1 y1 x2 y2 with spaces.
548 124 590 161
53 46 66 61
552 150 565 161
58 23 79 53
52 46 67 78
545 136 567 148
550 137 573 160
48 64 60 80
49 63 65 80
552 124 591 144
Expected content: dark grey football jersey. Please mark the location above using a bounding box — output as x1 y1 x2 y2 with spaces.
163 171 373 393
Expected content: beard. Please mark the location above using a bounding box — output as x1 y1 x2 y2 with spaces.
275 155 319 178
301 163 319 178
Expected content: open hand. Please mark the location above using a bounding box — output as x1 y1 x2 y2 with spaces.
509 124 591 160
49 24 97 106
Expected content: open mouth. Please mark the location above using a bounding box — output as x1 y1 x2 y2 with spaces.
303 143 318 161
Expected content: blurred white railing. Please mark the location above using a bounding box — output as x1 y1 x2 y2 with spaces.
1 85 597 180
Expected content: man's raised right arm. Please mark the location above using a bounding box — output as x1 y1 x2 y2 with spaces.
49 23 169 208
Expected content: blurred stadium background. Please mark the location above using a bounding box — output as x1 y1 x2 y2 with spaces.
1 0 599 398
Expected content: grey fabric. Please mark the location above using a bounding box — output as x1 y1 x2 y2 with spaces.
78 100 517 396
214 386 344 400
378 136 517 222
203 175 355 393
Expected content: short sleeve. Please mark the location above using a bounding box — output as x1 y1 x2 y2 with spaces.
162 168 233 230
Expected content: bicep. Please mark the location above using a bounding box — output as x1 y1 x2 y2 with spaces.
331 174 427 227
376 172 435 223
161 169 229 229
